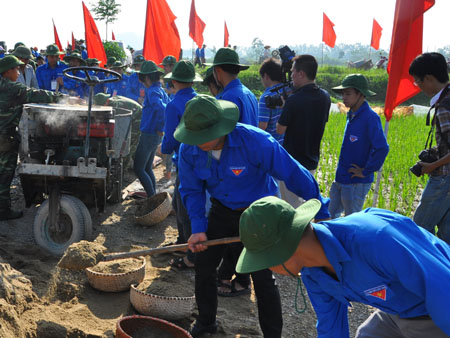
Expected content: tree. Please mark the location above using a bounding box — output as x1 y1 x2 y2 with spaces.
91 0 121 41
103 41 125 61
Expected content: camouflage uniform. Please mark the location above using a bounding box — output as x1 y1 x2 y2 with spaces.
0 77 63 211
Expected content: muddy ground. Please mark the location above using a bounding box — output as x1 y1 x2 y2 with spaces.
0 164 374 338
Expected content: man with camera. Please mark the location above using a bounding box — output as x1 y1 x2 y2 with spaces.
409 52 450 244
276 54 331 207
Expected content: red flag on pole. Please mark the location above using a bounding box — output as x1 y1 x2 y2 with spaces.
322 13 336 48
224 21 229 47
143 0 181 64
52 19 64 60
72 32 76 51
370 19 383 50
82 1 107 67
112 31 116 41
384 0 435 121
189 0 205 48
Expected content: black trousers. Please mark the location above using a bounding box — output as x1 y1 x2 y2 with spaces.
195 199 283 338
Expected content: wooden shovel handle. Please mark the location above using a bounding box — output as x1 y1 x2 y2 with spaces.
102 236 241 262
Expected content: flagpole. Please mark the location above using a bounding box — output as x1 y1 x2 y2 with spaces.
372 120 389 207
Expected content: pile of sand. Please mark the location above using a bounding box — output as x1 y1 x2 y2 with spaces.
57 240 106 270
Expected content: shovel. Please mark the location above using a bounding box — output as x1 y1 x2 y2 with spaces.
101 236 241 262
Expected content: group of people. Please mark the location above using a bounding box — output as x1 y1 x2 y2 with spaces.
1 38 449 337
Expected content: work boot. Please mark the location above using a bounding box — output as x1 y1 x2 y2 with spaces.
189 321 218 338
0 208 23 221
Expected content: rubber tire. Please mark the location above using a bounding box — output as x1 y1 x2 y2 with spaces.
65 195 93 240
108 160 123 204
33 195 85 256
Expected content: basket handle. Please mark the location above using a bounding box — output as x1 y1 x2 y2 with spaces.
102 236 241 262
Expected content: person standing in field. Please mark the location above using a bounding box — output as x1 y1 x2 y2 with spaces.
408 52 450 244
35 44 67 92
328 74 389 218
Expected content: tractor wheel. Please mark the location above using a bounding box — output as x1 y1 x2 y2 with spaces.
65 195 93 240
108 159 123 204
33 195 85 256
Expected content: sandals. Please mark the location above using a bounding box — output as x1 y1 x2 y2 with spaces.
217 279 251 297
169 257 194 269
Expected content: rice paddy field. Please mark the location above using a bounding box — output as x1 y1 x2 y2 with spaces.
317 112 429 217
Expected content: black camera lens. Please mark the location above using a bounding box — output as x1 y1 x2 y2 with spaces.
409 163 423 177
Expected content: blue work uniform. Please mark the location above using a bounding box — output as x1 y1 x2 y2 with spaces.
335 101 389 184
126 72 146 102
302 208 450 338
87 70 106 95
217 79 258 126
161 87 196 167
35 61 68 92
64 70 87 98
178 123 330 234
140 82 169 134
106 73 129 97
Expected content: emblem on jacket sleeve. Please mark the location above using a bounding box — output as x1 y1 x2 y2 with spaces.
349 135 358 142
364 285 387 301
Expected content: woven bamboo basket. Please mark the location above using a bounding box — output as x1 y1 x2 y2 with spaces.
116 315 192 338
135 192 172 226
85 257 146 292
130 283 195 320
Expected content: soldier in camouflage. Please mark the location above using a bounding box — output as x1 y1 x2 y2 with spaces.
94 93 142 169
0 55 66 220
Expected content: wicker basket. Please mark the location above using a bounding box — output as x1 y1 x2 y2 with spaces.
85 257 146 292
135 192 172 226
116 315 192 338
130 283 195 320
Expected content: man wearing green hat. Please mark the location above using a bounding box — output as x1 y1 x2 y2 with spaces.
328 74 389 218
174 94 330 337
160 55 177 98
35 44 67 92
133 60 169 198
160 60 201 269
127 55 146 104
203 67 222 97
63 52 87 98
13 46 39 89
0 55 66 220
237 196 450 338
106 60 129 97
86 59 106 95
212 47 258 126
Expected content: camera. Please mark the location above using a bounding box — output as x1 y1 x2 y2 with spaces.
409 148 439 177
265 82 295 108
265 46 296 109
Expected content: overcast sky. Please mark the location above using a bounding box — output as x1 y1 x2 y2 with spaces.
1 0 448 52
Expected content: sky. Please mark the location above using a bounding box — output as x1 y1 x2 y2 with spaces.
1 0 449 54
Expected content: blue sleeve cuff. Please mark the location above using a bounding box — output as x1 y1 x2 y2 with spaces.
191 218 208 234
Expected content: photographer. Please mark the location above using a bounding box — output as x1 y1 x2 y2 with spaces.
409 52 450 244
276 54 330 208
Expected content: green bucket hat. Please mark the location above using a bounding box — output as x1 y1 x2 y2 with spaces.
203 67 215 85
212 47 249 70
164 60 202 82
0 55 24 74
174 94 239 145
14 42 25 50
13 46 32 59
332 74 376 97
94 93 111 106
43 44 64 56
138 60 164 74
86 58 101 66
160 55 177 66
133 54 146 65
236 196 321 274
63 52 86 65
111 60 125 69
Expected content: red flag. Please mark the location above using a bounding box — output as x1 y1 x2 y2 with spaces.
371 19 383 50
384 0 435 121
224 21 229 47
52 19 64 60
189 0 205 48
72 32 76 51
112 31 116 41
82 1 107 66
322 13 336 48
143 0 181 64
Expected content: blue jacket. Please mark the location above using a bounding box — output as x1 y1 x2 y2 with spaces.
161 87 197 167
140 82 169 134
335 101 389 184
35 62 68 91
126 72 146 102
178 123 330 233
217 79 258 126
64 70 87 98
106 73 129 97
303 208 450 338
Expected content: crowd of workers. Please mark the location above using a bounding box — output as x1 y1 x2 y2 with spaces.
0 40 449 338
